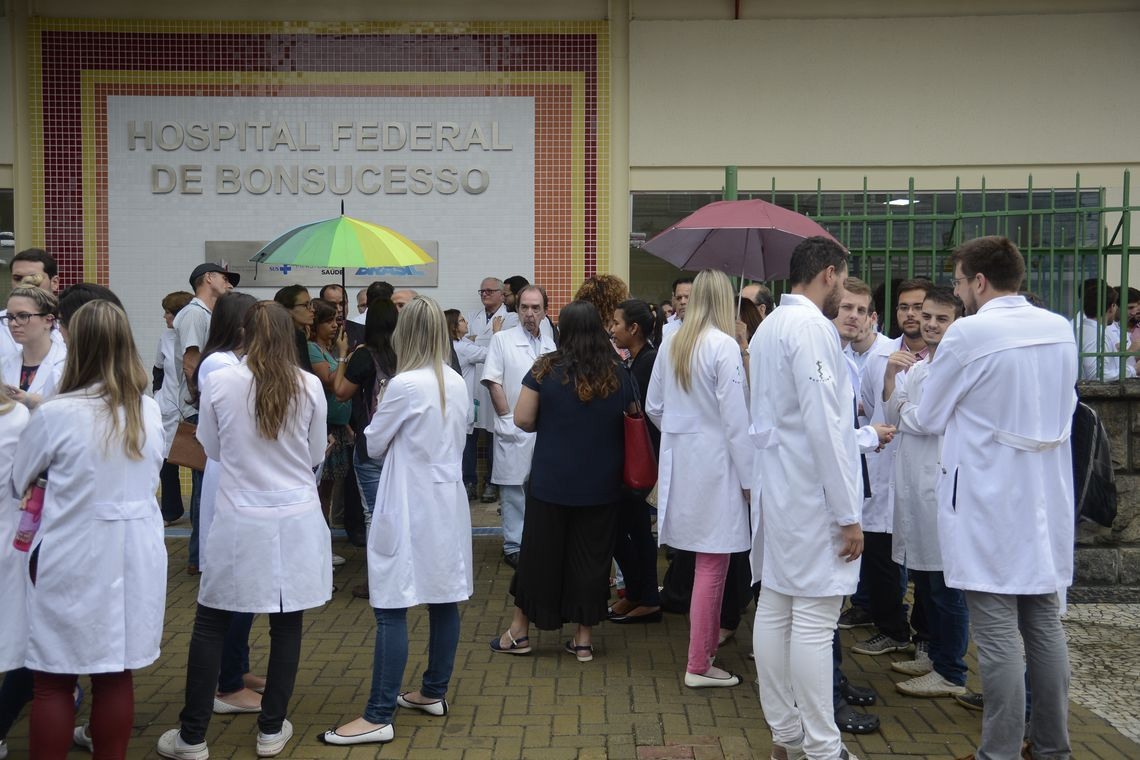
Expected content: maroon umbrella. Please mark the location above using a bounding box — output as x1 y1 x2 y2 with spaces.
641 199 843 282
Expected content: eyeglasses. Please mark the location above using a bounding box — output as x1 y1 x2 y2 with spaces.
477 289 502 296
292 301 313 311
949 275 974 287
0 312 50 325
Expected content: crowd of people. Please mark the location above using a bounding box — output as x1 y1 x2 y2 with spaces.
0 235 1084 760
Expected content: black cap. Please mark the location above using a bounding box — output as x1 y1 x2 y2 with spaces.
189 263 240 288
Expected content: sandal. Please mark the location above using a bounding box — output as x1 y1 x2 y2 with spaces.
489 630 531 655
839 679 877 707
564 639 594 662
834 702 880 734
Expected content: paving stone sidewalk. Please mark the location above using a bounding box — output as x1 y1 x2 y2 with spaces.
4 531 1138 759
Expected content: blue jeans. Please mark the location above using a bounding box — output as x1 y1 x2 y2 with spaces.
218 612 256 693
353 444 384 528
363 604 460 725
186 414 204 568
499 484 526 555
911 570 968 685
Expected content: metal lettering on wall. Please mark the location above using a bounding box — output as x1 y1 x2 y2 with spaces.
205 241 440 288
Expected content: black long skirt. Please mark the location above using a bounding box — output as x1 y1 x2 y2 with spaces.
510 491 620 630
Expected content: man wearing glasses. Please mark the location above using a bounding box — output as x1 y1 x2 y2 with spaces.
177 262 238 575
465 278 518 503
844 279 932 661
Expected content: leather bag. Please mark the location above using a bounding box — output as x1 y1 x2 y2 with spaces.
168 420 207 472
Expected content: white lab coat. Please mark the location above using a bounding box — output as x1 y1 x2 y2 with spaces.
858 335 912 533
916 295 1077 595
481 325 555 485
364 366 474 608
10 392 167 674
155 329 181 454
195 350 240 572
1074 314 1135 380
0 313 64 363
453 338 487 434
645 327 752 554
884 359 945 571
748 294 862 597
0 402 31 671
0 339 67 403
195 364 332 613
466 304 518 430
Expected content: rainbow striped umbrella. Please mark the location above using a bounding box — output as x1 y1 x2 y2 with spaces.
250 209 432 285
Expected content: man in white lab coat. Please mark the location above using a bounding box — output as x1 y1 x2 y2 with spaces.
851 279 931 658
465 277 519 502
482 285 555 568
659 276 692 342
916 236 1076 760
749 236 865 760
1073 279 1135 381
881 285 971 699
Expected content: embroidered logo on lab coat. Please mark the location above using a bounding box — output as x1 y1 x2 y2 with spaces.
808 360 833 383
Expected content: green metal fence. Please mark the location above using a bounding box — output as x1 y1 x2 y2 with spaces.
629 169 1137 381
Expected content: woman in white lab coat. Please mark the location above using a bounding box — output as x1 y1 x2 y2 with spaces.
645 270 753 689
10 300 166 759
158 301 329 760
0 387 31 758
191 292 264 714
446 308 489 435
324 296 472 747
1 283 66 409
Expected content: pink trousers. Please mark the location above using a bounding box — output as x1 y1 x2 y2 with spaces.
686 552 731 674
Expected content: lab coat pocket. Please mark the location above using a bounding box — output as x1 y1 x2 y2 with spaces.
370 510 403 557
660 414 700 434
93 499 155 521
430 462 462 483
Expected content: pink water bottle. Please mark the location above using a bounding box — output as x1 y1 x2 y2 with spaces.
13 477 48 552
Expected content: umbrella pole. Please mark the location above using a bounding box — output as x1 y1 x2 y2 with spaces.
341 267 346 291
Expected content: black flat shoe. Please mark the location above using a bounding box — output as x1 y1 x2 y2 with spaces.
840 680 877 707
835 702 880 734
608 609 663 624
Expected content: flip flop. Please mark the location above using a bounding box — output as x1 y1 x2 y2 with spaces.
489 630 531 655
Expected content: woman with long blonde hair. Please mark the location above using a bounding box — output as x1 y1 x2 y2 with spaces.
11 300 166 759
159 301 330 760
324 296 472 746
645 270 754 689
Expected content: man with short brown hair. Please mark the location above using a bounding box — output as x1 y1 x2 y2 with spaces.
918 236 1076 760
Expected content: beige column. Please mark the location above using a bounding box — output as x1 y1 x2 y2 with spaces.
607 0 630 281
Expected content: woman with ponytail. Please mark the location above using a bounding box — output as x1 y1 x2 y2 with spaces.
159 301 330 760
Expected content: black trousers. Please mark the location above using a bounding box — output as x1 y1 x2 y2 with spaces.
861 531 910 642
179 604 303 743
341 441 365 540
160 461 185 523
511 493 619 630
0 667 33 739
611 490 660 606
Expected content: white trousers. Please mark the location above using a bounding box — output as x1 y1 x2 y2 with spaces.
754 588 843 760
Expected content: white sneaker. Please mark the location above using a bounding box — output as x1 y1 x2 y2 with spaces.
895 670 967 697
256 718 293 757
73 724 94 752
331 554 346 567
156 728 209 760
891 640 933 676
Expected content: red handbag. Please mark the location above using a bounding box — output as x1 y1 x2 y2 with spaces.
623 404 658 491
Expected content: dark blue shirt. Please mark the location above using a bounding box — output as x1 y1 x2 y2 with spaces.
522 361 634 506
